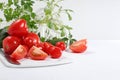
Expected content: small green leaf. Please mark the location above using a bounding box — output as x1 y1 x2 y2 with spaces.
21 15 31 21
69 39 76 45
47 21 53 29
40 37 46 42
64 25 72 30
0 27 9 48
8 0 13 6
0 18 3 22
14 0 19 6
61 37 68 42
53 24 59 30
0 3 4 9
66 12 72 21
21 0 25 5
69 32 72 38
44 8 52 15
31 12 36 18
64 9 73 12
24 4 33 12
4 8 14 21
61 30 65 37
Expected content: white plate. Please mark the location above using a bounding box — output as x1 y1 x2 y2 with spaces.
0 51 72 68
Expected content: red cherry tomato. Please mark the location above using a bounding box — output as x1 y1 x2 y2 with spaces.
23 32 40 49
43 42 53 53
48 46 62 59
70 39 87 53
8 19 29 38
36 42 44 50
2 36 21 55
28 46 48 60
55 41 66 51
10 45 27 60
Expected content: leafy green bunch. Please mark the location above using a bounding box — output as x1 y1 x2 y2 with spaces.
0 0 37 31
37 0 76 45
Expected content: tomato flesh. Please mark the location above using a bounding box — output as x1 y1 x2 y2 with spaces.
70 39 87 53
28 46 48 60
70 44 87 53
10 45 27 60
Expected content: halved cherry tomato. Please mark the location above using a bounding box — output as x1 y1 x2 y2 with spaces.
55 41 66 51
23 32 41 49
10 45 27 60
2 36 21 55
28 46 48 60
8 19 29 38
70 39 87 53
48 46 62 59
78 39 87 45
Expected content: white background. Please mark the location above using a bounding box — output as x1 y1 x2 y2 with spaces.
61 0 120 40
1 0 120 40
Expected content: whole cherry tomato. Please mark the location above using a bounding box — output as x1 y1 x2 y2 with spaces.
48 46 62 59
8 19 29 38
23 32 41 49
42 42 53 53
2 36 21 55
55 41 66 51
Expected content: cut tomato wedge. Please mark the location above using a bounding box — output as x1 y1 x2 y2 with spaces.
70 39 87 53
10 45 27 60
28 46 48 60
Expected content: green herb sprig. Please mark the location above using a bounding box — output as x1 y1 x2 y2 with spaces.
37 0 76 46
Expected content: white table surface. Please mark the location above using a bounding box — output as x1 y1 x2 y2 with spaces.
0 40 120 80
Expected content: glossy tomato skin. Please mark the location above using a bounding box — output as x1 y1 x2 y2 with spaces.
2 36 21 55
42 42 53 54
10 45 27 60
28 46 48 60
36 42 44 50
48 46 62 59
23 32 41 49
70 39 87 53
55 41 66 51
8 19 29 38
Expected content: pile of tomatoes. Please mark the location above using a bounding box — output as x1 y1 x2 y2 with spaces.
2 19 87 61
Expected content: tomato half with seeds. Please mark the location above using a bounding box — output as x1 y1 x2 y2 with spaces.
28 46 48 60
70 39 87 53
2 36 21 55
10 45 27 60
